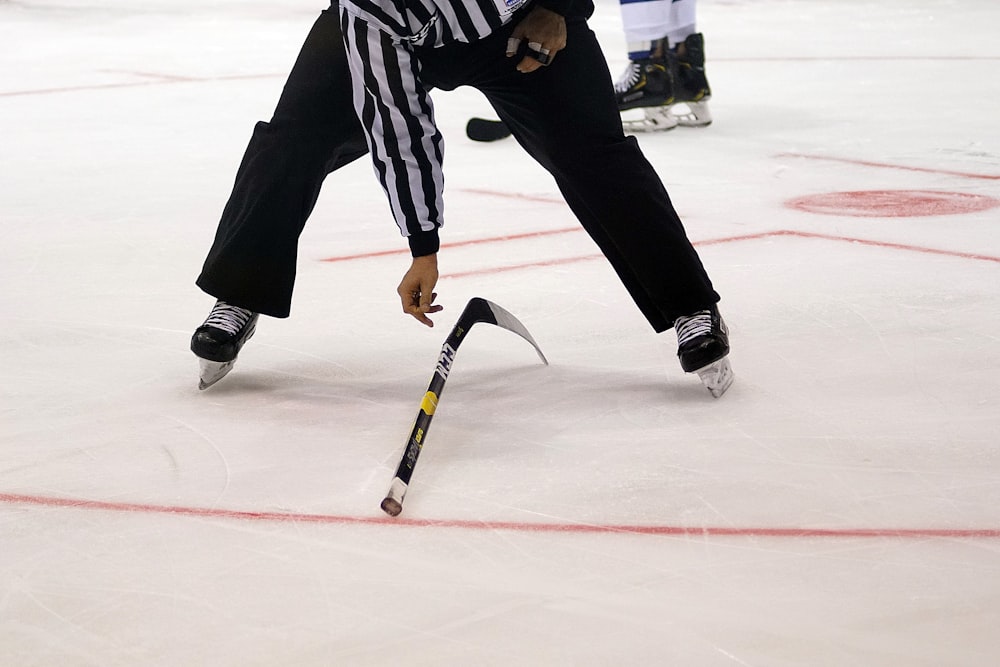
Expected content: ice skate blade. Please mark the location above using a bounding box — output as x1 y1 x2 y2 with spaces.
695 357 734 398
198 359 235 390
669 100 712 127
622 106 679 134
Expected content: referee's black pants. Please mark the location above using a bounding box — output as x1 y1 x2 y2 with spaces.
418 16 719 331
196 7 365 318
198 7 719 331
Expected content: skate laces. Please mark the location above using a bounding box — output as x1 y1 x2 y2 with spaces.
674 310 712 347
203 301 254 335
614 61 643 94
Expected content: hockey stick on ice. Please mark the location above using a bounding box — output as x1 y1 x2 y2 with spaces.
381 297 547 517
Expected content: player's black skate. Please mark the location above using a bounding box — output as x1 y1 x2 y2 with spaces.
667 33 712 127
190 300 258 390
615 40 679 132
674 305 733 397
615 46 676 112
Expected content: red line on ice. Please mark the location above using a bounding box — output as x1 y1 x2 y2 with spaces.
2 492 998 539
443 254 605 278
437 230 1000 278
320 224 580 263
10 55 1000 97
320 184 1000 271
775 152 1000 181
0 72 284 98
455 188 564 205
763 229 1000 263
5 212 998 538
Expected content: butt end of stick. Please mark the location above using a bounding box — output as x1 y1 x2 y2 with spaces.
381 478 408 517
381 497 403 516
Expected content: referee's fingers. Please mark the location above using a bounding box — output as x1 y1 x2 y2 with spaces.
505 36 521 57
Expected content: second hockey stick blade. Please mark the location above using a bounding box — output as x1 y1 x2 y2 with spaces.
466 117 512 143
381 297 547 517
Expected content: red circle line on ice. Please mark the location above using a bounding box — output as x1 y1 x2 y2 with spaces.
785 189 1000 218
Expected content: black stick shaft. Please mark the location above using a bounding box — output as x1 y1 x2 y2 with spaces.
380 298 546 516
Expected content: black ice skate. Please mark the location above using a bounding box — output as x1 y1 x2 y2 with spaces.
615 42 678 114
674 305 733 398
666 33 712 128
615 40 679 132
190 300 258 390
620 33 713 133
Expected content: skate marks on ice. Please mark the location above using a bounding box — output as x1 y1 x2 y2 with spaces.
3 1 1000 662
11 225 1000 532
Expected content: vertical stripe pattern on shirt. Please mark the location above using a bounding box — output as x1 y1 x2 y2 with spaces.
341 10 444 239
338 0 525 240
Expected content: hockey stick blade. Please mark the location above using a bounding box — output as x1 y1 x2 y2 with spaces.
466 117 512 142
381 297 546 516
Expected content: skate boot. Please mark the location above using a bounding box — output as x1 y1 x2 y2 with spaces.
667 33 712 127
674 305 733 397
616 40 679 133
615 56 675 111
190 300 258 390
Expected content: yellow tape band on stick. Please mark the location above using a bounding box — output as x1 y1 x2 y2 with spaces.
419 391 439 416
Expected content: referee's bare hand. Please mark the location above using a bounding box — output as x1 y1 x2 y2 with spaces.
506 7 567 73
398 254 443 327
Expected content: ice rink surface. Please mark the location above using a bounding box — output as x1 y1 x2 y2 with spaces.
3 0 1000 664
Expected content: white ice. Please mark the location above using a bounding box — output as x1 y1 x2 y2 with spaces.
2 0 1000 664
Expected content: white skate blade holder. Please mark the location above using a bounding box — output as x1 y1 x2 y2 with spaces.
695 357 734 398
621 100 712 133
198 359 235 390
668 100 712 128
621 106 679 133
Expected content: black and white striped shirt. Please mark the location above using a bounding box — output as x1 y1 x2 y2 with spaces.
338 0 536 255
